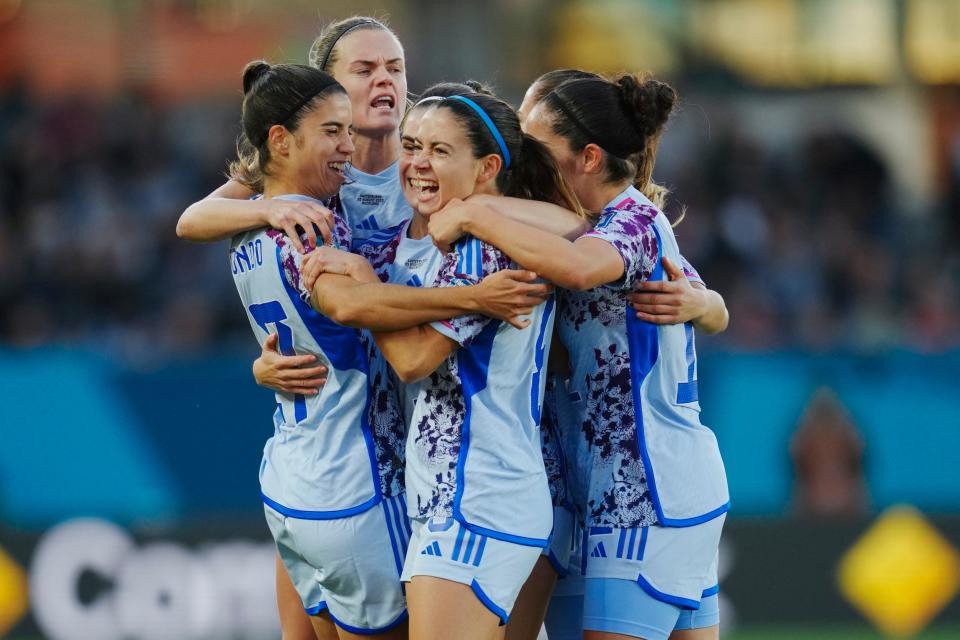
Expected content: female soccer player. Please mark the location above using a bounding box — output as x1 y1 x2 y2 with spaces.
300 92 578 640
227 61 556 640
427 75 729 640
228 61 409 640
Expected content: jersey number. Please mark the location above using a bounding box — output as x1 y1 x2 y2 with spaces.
249 301 307 422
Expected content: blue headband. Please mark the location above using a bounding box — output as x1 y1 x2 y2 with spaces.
447 95 511 169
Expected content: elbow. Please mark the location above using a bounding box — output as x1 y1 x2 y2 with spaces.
175 215 191 240
319 294 360 327
175 208 202 241
562 266 601 292
390 350 434 384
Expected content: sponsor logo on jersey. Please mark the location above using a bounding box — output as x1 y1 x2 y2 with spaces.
356 194 386 206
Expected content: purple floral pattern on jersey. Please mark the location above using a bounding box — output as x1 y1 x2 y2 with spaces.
559 287 626 332
581 344 656 527
409 236 517 519
267 195 353 301
679 254 704 286
360 331 406 498
541 375 569 507
353 222 405 283
583 201 658 293
559 192 666 529
412 367 466 516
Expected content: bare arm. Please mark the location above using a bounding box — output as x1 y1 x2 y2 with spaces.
372 325 459 383
466 194 590 241
309 270 463 383
303 248 550 331
175 179 334 252
430 201 623 291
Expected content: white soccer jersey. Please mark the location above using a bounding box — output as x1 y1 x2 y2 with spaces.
230 194 405 518
403 236 555 546
340 162 412 241
558 186 729 529
354 219 445 422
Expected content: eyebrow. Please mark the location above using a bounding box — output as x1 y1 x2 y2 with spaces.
350 58 404 67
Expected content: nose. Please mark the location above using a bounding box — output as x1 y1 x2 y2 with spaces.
412 150 430 169
340 132 355 154
371 62 393 86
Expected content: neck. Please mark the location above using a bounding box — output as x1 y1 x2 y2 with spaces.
408 212 429 240
263 177 310 200
352 130 400 175
581 181 631 214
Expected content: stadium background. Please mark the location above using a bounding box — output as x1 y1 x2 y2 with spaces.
1 0 959 638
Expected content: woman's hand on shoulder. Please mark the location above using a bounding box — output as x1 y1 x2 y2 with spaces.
626 256 707 325
266 199 336 253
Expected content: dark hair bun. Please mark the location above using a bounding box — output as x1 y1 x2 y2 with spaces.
242 60 272 95
616 74 676 139
463 79 495 96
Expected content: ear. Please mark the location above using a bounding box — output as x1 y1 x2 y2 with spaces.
267 124 291 157
581 143 605 175
476 154 503 187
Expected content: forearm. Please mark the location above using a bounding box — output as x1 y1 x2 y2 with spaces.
463 208 613 290
314 278 480 331
373 325 455 383
176 189 263 242
692 289 729 335
468 195 590 240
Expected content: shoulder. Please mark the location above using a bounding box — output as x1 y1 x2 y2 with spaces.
448 235 511 277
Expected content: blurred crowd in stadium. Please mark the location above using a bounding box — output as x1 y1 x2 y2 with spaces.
2 81 957 358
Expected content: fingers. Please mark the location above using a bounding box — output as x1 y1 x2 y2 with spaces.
285 384 324 396
505 316 533 330
279 364 328 379
633 280 679 294
262 333 280 352
661 256 685 281
498 269 538 282
631 303 680 315
629 294 681 306
634 311 676 324
283 222 305 253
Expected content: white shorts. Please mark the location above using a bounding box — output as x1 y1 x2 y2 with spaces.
401 516 542 624
264 494 410 633
581 514 725 607
541 506 576 577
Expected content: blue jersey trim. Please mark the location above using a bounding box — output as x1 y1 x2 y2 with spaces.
627 229 729 528
274 245 383 502
305 601 328 616
261 492 379 520
454 321 550 545
529 297 555 426
381 499 405 575
470 579 509 625
701 584 720 598
456 517 550 548
636 574 701 610
327 608 409 635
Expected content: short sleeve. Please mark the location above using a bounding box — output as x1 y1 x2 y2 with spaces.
582 203 659 291
680 254 705 286
270 231 312 303
429 236 512 347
